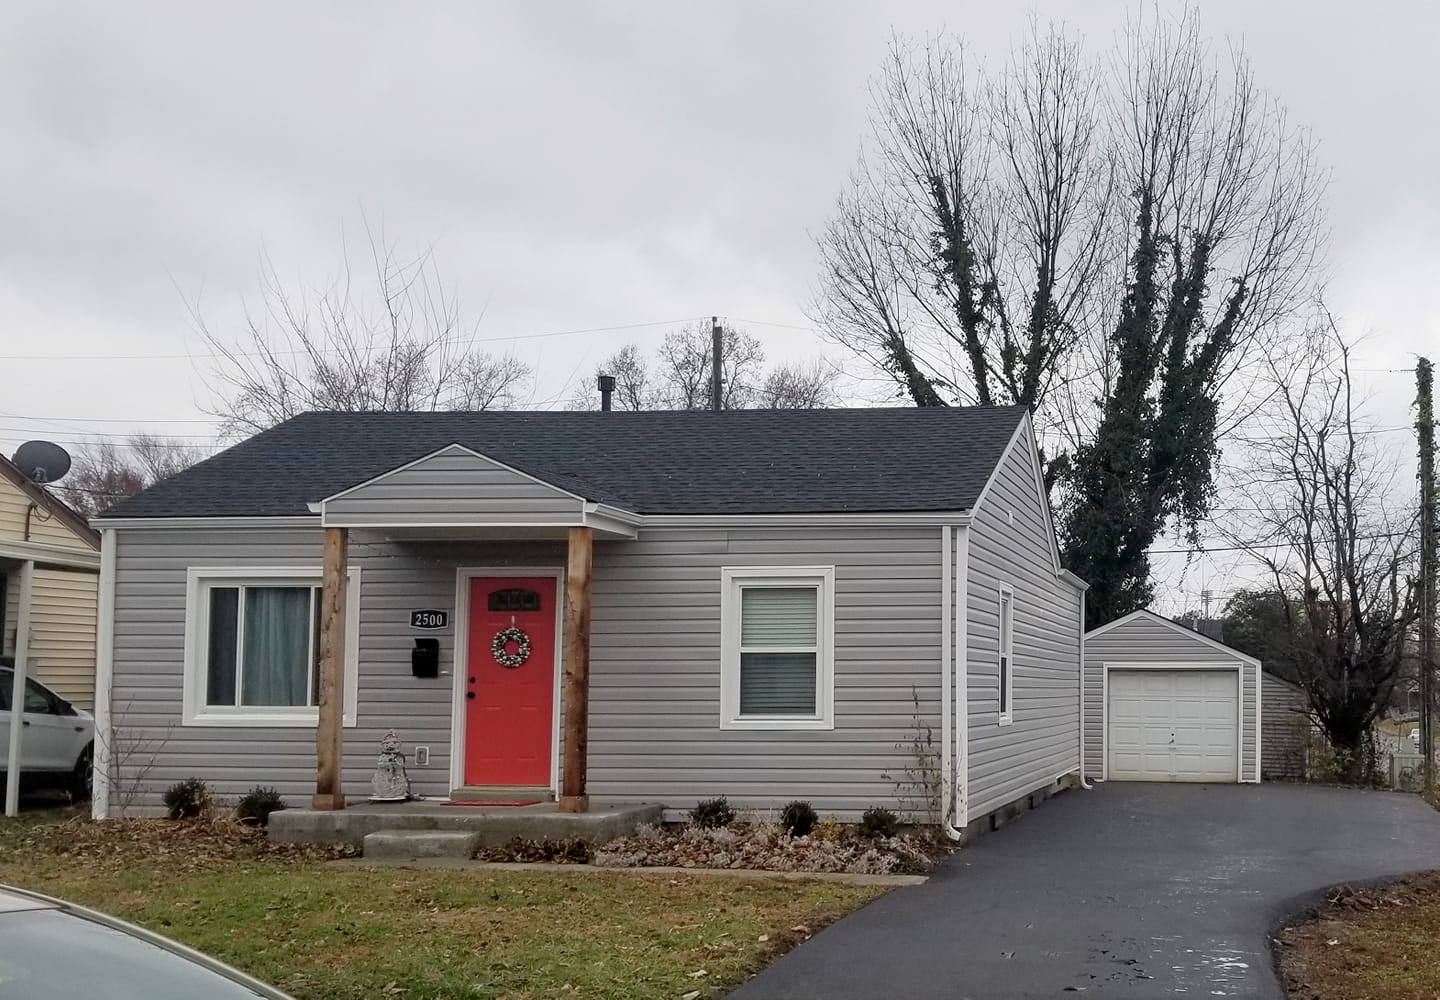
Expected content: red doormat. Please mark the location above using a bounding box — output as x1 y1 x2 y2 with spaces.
442 799 541 807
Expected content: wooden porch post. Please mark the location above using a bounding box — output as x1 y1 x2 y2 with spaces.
312 527 348 811
559 526 593 813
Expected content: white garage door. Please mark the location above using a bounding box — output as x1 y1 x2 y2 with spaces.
1108 669 1238 782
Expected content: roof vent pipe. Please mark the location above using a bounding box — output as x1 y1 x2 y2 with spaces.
597 374 616 412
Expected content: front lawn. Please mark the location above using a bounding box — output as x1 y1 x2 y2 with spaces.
0 817 883 1000
1278 873 1440 1000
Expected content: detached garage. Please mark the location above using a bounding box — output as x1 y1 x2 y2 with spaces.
1083 610 1261 783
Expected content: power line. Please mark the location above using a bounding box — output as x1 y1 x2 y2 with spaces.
0 317 700 362
1150 530 1411 555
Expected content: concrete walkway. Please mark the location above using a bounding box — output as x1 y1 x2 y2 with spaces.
729 783 1440 999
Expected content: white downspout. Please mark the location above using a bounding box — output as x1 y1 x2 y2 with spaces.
954 525 969 832
940 526 960 840
1078 585 1093 790
92 530 116 820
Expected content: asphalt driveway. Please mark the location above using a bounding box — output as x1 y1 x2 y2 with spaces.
731 783 1440 999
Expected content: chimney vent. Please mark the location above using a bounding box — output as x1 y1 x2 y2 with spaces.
597 374 616 411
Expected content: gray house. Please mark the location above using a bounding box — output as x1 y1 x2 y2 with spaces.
90 406 1086 833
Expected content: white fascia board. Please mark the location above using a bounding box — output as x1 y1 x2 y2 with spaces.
0 540 101 570
640 511 973 528
94 516 320 530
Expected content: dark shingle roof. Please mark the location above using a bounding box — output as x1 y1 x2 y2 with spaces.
99 406 1027 519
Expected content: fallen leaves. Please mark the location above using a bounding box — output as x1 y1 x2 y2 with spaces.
593 821 945 875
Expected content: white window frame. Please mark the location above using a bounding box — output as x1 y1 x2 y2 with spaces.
997 584 1014 726
182 566 361 727
719 566 835 731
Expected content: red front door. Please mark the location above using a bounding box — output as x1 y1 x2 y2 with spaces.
465 576 557 786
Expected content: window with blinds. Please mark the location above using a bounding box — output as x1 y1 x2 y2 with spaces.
719 567 835 730
739 587 818 715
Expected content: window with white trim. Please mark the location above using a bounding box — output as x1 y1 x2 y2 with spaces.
183 568 360 727
998 585 1014 725
720 567 835 730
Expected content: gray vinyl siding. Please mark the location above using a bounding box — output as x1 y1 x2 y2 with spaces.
589 526 940 819
109 523 942 819
108 526 563 808
965 434 1083 820
322 447 585 526
1083 614 1259 781
1262 671 1309 781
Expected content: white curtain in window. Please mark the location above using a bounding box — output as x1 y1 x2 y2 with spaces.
241 587 311 706
740 587 818 715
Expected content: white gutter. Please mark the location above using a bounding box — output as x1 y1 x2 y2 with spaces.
92 530 117 819
953 525 970 833
1254 661 1263 783
1077 584 1093 789
4 560 35 818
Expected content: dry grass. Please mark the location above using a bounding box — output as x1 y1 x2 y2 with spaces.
1277 872 1440 1000
0 814 884 1000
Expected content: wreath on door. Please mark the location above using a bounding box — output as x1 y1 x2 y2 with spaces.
491 625 532 668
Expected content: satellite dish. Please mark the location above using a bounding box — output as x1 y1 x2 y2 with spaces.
13 441 72 485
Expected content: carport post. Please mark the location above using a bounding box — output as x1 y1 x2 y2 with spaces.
4 560 35 818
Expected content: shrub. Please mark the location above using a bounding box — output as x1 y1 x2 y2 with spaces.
859 806 899 839
689 796 735 829
162 778 212 820
235 786 285 827
780 800 819 838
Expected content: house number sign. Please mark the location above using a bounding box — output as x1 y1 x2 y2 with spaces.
409 610 448 630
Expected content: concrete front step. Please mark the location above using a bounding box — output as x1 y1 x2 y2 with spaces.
364 830 479 861
270 801 664 849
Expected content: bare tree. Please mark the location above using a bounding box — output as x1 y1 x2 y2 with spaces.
1232 317 1418 780
813 12 1325 623
195 228 531 437
814 23 1116 434
757 359 842 409
57 434 207 517
653 321 766 410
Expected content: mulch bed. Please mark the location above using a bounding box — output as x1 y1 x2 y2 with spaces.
1277 871 1440 1000
473 820 949 875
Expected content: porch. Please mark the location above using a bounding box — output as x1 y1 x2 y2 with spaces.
305 443 644 815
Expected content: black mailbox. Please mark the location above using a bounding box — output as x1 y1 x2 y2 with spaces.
411 638 440 678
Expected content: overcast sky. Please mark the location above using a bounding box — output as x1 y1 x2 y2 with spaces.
2 1 1434 612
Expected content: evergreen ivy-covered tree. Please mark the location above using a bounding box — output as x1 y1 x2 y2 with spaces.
813 12 1324 621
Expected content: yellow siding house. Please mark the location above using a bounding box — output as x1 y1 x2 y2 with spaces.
0 455 100 709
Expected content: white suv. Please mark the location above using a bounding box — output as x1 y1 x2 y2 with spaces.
0 667 94 801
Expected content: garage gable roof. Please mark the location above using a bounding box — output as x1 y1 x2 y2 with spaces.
1085 608 1261 668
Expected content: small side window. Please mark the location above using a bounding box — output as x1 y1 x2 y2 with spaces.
998 586 1014 725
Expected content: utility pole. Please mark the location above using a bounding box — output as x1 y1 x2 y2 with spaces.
710 316 723 411
1418 358 1436 790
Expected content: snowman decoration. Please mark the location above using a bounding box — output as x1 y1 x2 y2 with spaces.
369 729 412 802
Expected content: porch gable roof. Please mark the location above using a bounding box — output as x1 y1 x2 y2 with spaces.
314 443 641 534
